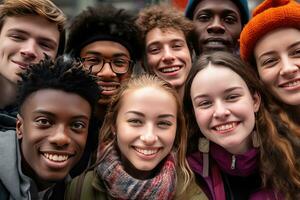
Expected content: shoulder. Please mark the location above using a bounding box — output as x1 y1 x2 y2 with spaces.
175 170 208 200
65 170 109 200
0 181 9 200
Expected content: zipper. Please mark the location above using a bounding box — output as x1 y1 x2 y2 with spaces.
231 155 236 170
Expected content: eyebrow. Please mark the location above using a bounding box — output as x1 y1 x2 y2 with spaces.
258 41 300 59
33 110 89 120
195 8 239 16
125 111 175 118
8 28 58 47
193 86 243 101
147 38 185 46
83 51 129 58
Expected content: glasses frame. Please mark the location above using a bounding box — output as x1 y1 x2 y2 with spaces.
81 56 135 75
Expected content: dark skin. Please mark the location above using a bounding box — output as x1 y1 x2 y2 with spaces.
192 0 242 54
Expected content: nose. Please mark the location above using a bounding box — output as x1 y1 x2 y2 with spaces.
48 125 71 147
279 56 299 77
97 62 116 78
161 47 175 64
213 101 231 120
20 39 38 61
207 16 225 34
140 125 158 146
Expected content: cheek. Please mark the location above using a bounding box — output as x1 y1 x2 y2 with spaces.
194 109 210 130
146 54 159 67
73 134 88 152
258 68 278 85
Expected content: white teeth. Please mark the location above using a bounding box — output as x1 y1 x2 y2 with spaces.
215 123 235 131
43 153 69 162
101 86 118 91
207 41 223 45
282 80 300 87
135 147 159 155
161 66 180 73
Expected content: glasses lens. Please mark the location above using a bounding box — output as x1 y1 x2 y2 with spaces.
111 58 130 74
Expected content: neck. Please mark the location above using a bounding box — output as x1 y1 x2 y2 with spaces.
0 75 17 109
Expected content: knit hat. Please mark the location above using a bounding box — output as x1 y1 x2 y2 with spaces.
65 5 142 60
240 0 300 63
185 0 250 26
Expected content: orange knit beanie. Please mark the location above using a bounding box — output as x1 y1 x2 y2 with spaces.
239 0 300 63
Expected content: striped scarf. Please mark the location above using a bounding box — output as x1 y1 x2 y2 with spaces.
96 148 177 200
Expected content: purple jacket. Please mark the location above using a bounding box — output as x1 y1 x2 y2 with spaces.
187 143 283 200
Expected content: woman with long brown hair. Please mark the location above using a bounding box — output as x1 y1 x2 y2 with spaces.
184 52 300 199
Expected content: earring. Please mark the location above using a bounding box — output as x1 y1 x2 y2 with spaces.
198 137 209 177
198 137 209 153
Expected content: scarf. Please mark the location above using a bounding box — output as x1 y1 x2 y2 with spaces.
96 148 177 200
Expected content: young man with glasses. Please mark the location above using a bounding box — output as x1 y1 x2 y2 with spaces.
66 4 141 109
65 4 142 175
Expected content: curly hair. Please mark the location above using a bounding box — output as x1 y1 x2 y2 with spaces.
0 0 66 56
66 4 141 60
17 55 101 158
183 52 300 199
136 4 195 54
97 74 193 194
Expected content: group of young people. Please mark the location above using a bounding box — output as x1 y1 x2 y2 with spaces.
0 0 299 199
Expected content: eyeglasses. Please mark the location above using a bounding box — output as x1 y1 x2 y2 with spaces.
81 56 134 74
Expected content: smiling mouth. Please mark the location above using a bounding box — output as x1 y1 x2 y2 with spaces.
204 39 228 48
101 85 119 91
159 66 181 73
42 153 70 162
213 122 238 132
280 80 300 88
134 147 160 156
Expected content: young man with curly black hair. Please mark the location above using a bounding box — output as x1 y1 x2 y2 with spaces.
0 56 100 200
0 0 66 132
66 4 142 113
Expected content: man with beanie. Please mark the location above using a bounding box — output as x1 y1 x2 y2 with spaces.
65 4 142 174
66 4 141 114
0 0 66 132
185 0 249 55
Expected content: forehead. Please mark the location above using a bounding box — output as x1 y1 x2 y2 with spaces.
146 27 186 45
191 64 247 93
1 15 60 42
255 28 300 55
80 40 130 58
194 0 240 16
21 89 91 115
120 86 177 112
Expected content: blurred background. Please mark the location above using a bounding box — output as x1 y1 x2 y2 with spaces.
53 0 269 20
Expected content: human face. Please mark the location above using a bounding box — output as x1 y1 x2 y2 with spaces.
16 89 91 185
80 41 132 105
0 15 60 84
193 0 242 53
146 28 192 91
115 87 177 178
254 28 300 106
190 65 260 154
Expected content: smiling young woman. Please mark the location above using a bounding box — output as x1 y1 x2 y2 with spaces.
183 52 300 200
65 74 199 200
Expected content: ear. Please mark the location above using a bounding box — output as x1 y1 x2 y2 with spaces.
16 114 24 139
252 91 261 113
